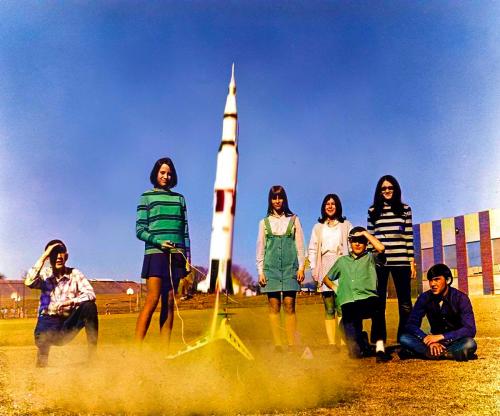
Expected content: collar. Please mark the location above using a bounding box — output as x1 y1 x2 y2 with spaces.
47 267 70 282
350 251 368 261
430 286 451 303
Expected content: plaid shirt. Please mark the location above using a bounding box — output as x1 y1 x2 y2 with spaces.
25 265 96 317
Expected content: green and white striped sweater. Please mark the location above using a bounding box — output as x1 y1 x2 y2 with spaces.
136 189 191 258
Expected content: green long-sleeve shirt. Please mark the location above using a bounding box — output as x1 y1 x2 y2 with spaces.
325 251 384 308
136 189 190 259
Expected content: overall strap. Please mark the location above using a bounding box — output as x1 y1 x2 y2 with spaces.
263 217 273 236
285 215 296 237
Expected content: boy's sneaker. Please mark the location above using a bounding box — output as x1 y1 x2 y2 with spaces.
451 350 478 362
397 348 416 360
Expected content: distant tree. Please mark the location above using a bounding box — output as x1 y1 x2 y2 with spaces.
231 264 254 287
190 265 208 288
0 272 5 280
188 264 255 292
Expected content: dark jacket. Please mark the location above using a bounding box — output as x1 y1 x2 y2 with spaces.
405 286 476 342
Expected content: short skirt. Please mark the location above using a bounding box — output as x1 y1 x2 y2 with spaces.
141 252 187 292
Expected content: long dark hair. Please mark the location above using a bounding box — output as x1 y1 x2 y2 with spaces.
149 157 178 189
267 185 294 217
318 193 346 223
369 175 405 222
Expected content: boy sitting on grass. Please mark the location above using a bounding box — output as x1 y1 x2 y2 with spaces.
399 263 477 361
323 227 390 362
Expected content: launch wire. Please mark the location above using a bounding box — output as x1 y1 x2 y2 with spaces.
176 249 292 336
172 251 248 380
167 249 213 346
167 250 187 345
174 255 292 337
169 250 293 343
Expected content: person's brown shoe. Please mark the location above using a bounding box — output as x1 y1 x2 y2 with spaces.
36 353 48 368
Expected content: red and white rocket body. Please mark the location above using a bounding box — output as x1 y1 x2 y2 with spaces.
198 66 238 293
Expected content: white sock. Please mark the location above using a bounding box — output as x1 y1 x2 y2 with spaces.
375 340 385 353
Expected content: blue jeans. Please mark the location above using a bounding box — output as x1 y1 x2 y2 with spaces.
34 301 99 356
400 333 477 360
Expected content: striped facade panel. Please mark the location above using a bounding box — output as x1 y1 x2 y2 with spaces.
420 222 433 249
479 211 494 295
454 215 469 294
432 220 444 264
419 223 434 289
464 213 480 242
490 209 500 239
413 224 423 294
441 217 456 246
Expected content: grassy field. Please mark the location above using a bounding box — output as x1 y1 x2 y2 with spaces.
0 295 498 415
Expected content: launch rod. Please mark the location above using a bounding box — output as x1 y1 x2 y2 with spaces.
209 283 220 338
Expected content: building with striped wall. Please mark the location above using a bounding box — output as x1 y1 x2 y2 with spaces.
413 208 500 295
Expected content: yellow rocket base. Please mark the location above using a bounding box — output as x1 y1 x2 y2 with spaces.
166 314 254 360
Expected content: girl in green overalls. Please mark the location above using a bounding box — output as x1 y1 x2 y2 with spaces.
256 185 305 351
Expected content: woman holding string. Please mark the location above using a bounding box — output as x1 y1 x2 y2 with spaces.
135 157 190 347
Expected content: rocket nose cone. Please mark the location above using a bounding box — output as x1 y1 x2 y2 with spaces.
229 64 236 93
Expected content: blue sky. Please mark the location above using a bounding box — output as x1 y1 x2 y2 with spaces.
1 2 499 281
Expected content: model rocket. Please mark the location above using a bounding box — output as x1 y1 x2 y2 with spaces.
198 65 238 294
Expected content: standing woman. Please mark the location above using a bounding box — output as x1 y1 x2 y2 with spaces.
257 185 305 351
368 175 415 342
308 194 352 351
135 157 190 346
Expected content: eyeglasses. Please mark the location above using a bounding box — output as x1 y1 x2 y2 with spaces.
381 186 394 192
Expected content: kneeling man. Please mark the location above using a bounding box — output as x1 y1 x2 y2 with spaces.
25 240 98 367
399 263 477 361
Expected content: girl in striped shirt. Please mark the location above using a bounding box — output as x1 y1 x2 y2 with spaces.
135 157 190 346
368 175 415 343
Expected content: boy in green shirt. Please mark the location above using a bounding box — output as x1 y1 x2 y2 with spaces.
323 226 390 362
